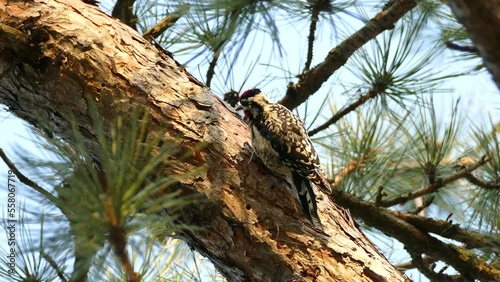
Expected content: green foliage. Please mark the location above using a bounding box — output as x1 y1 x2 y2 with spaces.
468 118 500 232
1 103 209 281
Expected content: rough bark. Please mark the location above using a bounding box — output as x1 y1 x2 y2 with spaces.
446 0 500 89
0 0 408 281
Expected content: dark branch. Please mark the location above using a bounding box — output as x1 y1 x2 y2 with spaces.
309 89 379 136
303 2 321 71
374 186 385 206
445 41 478 53
330 187 500 281
112 0 137 30
465 173 500 190
280 0 417 110
394 255 437 271
206 48 222 88
392 211 500 249
408 251 464 281
379 156 488 207
41 249 68 282
411 196 434 215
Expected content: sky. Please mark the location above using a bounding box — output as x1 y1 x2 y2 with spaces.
0 1 499 281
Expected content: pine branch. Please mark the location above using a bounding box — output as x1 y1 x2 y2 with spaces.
330 187 500 281
408 251 464 281
410 196 434 215
206 47 223 88
40 249 68 282
394 255 437 271
332 159 365 186
309 89 380 136
143 4 190 40
110 225 139 281
0 148 58 203
445 41 478 54
465 173 500 190
379 156 488 207
101 169 139 281
280 0 417 110
391 211 500 249
303 1 326 72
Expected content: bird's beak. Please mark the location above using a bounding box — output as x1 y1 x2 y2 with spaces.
235 105 243 111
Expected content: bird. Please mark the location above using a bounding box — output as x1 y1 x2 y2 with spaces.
237 88 332 224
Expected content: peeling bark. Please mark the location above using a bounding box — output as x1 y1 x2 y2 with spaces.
0 0 408 281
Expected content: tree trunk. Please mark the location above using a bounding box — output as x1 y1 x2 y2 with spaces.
446 0 500 89
0 0 408 281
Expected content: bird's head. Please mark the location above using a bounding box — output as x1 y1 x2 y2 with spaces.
236 88 271 121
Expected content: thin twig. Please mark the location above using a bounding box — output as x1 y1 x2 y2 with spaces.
112 0 137 30
333 160 363 186
309 89 379 136
143 4 190 40
445 41 478 54
303 4 320 71
280 0 417 110
374 186 385 206
411 196 434 215
41 249 68 282
0 148 58 204
206 47 223 88
379 156 488 207
110 225 139 282
394 255 437 271
408 251 462 281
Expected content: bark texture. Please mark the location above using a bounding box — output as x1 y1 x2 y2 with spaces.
446 0 500 89
0 0 408 281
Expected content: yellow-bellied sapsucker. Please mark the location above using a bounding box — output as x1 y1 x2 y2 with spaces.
238 88 332 224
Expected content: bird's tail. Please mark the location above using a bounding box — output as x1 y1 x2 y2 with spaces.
292 172 320 225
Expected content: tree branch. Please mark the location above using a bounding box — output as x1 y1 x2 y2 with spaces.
309 89 380 136
206 47 223 88
394 255 437 271
408 251 463 282
445 41 478 54
0 1 405 280
303 0 329 72
40 249 69 282
330 187 500 281
143 4 190 40
333 159 365 186
391 211 500 249
280 0 417 110
465 173 500 190
379 156 488 207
